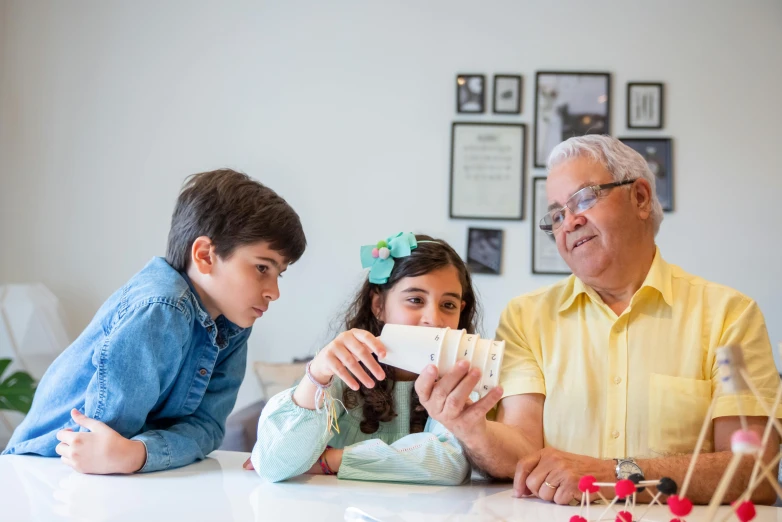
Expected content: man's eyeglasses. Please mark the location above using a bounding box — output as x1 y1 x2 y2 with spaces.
538 179 637 235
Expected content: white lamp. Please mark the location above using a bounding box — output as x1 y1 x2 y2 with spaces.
0 284 70 446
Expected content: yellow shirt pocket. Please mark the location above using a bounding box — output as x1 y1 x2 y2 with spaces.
648 373 712 456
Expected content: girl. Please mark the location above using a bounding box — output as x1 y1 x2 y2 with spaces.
249 232 480 485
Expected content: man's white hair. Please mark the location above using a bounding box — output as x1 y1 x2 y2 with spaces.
547 135 664 236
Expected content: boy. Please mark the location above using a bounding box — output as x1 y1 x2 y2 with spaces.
3 169 306 474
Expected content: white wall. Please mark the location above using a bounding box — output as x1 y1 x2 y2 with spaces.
1 1 781 412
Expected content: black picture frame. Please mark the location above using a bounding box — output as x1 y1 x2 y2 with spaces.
466 227 503 275
618 137 674 211
493 74 522 115
531 177 572 275
456 74 486 114
449 122 527 220
534 71 611 168
627 82 664 129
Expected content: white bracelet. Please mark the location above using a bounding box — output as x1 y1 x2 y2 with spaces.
305 360 334 389
305 361 341 435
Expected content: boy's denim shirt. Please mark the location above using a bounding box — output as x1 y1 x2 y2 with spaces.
2 257 251 472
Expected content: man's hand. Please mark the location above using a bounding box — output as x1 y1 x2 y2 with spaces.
55 409 147 474
414 361 503 443
513 448 614 505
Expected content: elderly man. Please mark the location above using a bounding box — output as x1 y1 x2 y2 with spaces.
416 135 781 505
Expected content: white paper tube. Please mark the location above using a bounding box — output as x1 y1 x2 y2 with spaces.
378 325 504 398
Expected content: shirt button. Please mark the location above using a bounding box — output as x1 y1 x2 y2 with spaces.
199 368 207 376
207 326 214 333
612 430 620 439
614 376 622 385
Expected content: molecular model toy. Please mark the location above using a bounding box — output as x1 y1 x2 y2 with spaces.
568 345 782 522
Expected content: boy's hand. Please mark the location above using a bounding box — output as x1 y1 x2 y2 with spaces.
55 409 147 474
310 329 387 391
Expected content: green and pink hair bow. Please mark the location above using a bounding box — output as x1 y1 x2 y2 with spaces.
360 232 418 284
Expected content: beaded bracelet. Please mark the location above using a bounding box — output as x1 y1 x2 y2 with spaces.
317 446 336 475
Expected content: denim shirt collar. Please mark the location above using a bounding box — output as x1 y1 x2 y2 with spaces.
179 269 245 348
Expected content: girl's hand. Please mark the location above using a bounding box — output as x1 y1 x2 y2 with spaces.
305 448 344 475
324 448 343 472
309 329 387 390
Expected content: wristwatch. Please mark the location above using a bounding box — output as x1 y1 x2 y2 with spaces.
615 458 643 480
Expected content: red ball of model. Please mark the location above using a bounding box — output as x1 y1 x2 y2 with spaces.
578 475 600 494
668 495 693 517
733 500 756 522
615 479 636 499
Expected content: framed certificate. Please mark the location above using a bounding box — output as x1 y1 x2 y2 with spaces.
532 177 571 275
449 122 526 220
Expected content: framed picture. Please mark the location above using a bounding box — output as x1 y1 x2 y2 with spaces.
532 177 571 275
618 137 674 211
534 71 611 168
493 75 522 114
456 74 486 113
466 227 503 275
627 82 663 129
449 122 526 220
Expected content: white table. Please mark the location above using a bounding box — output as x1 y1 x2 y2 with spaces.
1 451 780 521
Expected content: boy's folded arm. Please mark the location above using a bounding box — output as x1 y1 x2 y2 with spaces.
132 333 249 473
79 302 192 471
87 303 247 474
131 400 228 473
250 384 342 482
338 419 470 486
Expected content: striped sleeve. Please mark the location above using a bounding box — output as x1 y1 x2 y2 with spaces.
250 385 340 482
337 418 470 486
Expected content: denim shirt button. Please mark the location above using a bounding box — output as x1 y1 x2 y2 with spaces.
206 326 214 333
199 368 207 376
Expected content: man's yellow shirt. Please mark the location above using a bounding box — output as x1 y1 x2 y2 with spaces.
497 248 781 458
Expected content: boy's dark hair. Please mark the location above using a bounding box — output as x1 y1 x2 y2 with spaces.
166 169 306 271
341 234 481 435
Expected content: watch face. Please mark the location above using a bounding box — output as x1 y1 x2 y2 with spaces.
619 460 640 477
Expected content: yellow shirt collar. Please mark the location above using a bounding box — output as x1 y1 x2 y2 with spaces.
558 247 673 313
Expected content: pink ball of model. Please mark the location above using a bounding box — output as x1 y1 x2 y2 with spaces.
731 430 762 455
